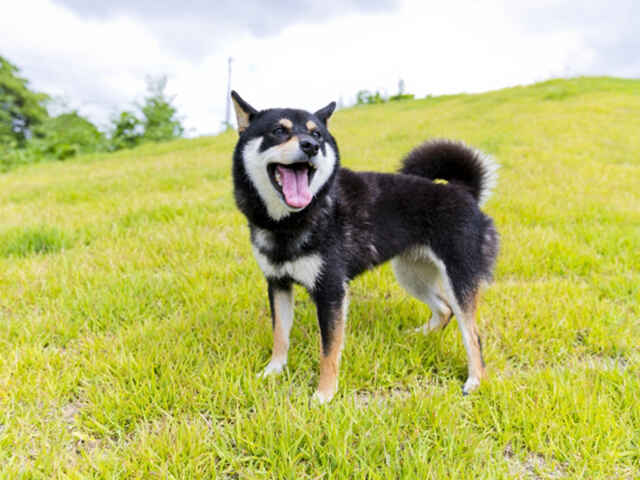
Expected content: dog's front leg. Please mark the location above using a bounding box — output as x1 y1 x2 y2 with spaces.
312 284 348 403
259 281 294 377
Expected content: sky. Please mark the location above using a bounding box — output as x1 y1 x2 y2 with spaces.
1 0 638 136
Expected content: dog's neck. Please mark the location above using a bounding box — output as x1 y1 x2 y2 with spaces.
248 193 335 262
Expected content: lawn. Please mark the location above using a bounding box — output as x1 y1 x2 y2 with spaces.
0 77 638 478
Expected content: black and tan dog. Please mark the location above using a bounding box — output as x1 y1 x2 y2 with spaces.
230 91 499 403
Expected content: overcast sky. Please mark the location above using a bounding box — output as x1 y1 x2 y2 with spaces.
1 0 637 136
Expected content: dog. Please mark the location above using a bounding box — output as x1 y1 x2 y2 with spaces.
230 91 499 403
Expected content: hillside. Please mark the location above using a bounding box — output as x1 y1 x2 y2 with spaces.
0 77 639 477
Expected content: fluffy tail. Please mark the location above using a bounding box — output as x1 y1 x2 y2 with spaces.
400 139 498 206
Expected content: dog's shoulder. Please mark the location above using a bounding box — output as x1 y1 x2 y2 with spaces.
334 167 383 202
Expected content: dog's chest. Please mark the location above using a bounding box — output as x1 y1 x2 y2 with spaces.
250 228 323 290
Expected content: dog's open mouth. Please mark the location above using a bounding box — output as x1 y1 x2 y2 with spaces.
267 162 317 209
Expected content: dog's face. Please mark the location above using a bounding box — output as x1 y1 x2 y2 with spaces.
231 91 338 221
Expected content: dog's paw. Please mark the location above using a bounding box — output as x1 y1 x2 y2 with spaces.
411 321 440 335
258 359 286 378
411 324 431 335
462 377 481 395
312 389 335 404
411 314 451 335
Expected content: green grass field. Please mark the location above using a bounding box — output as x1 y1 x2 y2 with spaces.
0 77 639 478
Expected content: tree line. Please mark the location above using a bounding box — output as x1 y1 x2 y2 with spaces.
1 55 184 172
356 79 415 105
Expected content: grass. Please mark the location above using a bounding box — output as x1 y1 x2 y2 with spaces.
0 225 74 258
0 76 639 478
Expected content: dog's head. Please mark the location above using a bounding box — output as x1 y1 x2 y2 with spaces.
231 91 338 222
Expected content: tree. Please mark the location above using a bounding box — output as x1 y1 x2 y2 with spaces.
109 111 143 151
33 111 107 160
108 75 184 151
140 75 183 142
0 56 49 148
356 89 386 105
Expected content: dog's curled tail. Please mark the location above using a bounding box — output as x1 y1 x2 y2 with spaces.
400 139 498 206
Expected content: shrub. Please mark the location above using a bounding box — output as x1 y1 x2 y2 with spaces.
356 90 387 105
32 111 108 160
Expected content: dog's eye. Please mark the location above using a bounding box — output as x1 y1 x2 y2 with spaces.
272 126 288 136
310 130 322 139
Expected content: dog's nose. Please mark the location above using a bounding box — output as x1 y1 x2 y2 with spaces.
300 138 319 157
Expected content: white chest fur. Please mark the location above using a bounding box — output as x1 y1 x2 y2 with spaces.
252 246 324 290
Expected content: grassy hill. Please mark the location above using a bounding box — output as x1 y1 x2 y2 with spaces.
0 77 638 478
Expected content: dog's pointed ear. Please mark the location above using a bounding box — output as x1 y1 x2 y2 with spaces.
231 90 258 134
314 101 336 126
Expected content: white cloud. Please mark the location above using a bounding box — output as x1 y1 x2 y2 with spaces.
1 0 636 137
217 2 586 113
55 0 399 57
505 0 640 77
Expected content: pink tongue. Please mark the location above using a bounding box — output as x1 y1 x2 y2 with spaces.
277 165 312 208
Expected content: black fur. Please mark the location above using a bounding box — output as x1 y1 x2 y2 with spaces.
237 157 498 308
231 95 499 394
401 139 494 204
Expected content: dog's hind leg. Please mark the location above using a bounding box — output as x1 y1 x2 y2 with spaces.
450 289 486 395
418 289 453 334
391 255 452 333
393 249 486 394
259 282 294 377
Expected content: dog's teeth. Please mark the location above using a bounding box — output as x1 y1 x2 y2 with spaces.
275 170 282 186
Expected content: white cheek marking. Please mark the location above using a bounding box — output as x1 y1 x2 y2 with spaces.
309 144 337 196
243 138 293 221
252 247 324 290
242 137 337 221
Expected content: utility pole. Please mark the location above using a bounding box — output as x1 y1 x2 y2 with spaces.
224 57 233 130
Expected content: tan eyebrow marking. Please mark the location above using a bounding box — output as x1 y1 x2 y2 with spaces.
279 118 293 129
306 120 318 131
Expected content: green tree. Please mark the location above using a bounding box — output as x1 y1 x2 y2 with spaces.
140 75 183 142
108 75 184 151
109 110 143 151
33 111 107 160
0 55 49 148
356 89 386 105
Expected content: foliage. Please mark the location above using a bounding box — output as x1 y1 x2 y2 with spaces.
108 76 184 151
33 111 107 160
140 75 184 143
357 80 414 105
0 55 49 148
0 77 638 476
1 56 184 170
1 55 108 168
356 89 386 105
0 146 38 172
109 110 144 151
1 108 107 170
